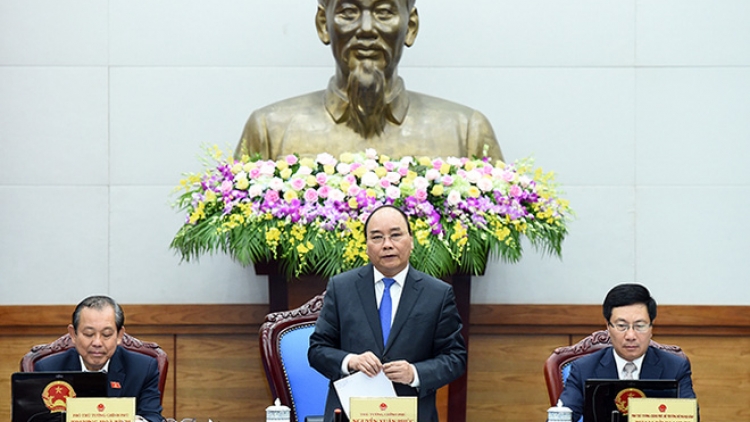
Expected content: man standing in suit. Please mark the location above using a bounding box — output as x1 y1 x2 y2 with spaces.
308 205 467 422
559 284 697 421
35 295 163 422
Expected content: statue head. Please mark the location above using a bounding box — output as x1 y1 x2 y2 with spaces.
315 0 418 81
315 0 419 137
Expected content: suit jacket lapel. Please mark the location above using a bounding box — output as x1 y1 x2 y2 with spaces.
384 267 423 352
640 347 663 379
355 265 384 350
594 348 620 379
107 347 125 397
63 348 82 370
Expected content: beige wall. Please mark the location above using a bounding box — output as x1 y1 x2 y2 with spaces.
2 1 750 306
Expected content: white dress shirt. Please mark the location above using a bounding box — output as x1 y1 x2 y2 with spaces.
612 349 645 380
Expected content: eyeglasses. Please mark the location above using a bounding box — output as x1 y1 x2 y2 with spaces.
608 321 651 333
368 232 407 244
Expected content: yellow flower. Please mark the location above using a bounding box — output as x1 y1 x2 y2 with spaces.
324 164 335 175
221 213 245 231
431 184 445 196
340 152 354 163
366 188 377 198
265 227 281 243
491 221 510 241
306 175 318 187
290 224 306 241
344 219 365 239
511 220 528 234
188 201 206 224
467 186 481 198
235 176 249 190
284 190 298 202
418 156 432 166
353 166 367 178
296 241 313 254
178 174 200 192
280 168 293 180
231 163 243 174
464 161 475 171
238 203 253 219
415 229 431 247
450 222 468 248
300 158 316 168
440 163 451 174
374 166 387 178
209 145 223 160
343 241 366 263
340 180 351 192
348 197 359 209
276 159 289 171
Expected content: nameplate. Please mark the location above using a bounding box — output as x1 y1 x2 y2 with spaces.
628 398 698 422
66 397 136 422
349 397 417 422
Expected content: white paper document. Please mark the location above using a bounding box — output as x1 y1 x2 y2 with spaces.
333 370 397 417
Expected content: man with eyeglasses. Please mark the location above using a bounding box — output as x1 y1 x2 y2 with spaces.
308 205 467 422
558 283 697 421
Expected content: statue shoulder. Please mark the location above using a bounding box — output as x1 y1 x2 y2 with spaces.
238 90 328 160
248 90 327 121
407 91 490 121
406 90 503 161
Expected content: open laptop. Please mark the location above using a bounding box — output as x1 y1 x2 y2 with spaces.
583 379 679 422
11 372 108 422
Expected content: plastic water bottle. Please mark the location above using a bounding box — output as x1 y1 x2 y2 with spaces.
547 400 572 422
265 398 291 422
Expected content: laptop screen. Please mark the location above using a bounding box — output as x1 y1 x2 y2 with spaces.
11 372 108 422
583 379 679 422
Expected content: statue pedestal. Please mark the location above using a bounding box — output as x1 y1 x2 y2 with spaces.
255 262 472 422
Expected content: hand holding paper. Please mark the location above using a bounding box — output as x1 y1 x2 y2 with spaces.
333 370 396 417
347 351 383 377
383 360 414 385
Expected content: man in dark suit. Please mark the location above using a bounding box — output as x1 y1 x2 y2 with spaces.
308 205 467 422
559 284 697 421
35 295 163 422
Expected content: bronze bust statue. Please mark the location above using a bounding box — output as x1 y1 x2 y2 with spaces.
235 0 504 162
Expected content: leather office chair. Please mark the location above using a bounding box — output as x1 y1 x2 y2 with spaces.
543 330 688 406
259 293 328 422
20 332 169 404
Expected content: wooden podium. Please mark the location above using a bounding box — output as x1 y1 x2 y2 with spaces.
255 261 473 422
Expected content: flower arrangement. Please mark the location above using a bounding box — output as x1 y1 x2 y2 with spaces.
171 146 572 279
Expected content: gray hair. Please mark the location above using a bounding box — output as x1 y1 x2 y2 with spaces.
71 295 125 332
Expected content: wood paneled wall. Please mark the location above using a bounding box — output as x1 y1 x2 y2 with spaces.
1 304 748 422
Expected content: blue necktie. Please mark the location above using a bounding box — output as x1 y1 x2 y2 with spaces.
379 278 396 346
